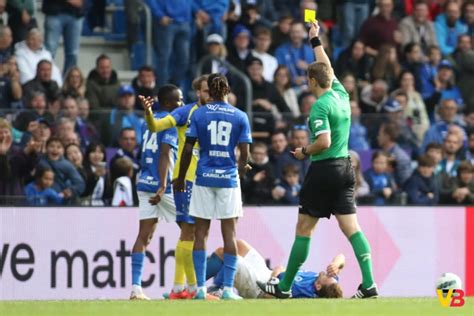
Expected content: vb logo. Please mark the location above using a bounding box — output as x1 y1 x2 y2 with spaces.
436 289 465 307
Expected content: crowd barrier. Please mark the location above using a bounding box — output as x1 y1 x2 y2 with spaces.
0 206 472 300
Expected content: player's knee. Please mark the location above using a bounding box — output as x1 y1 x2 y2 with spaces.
338 221 360 238
180 224 195 241
138 231 154 247
296 220 314 237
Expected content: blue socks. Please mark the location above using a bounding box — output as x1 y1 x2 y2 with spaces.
206 253 224 280
131 252 145 286
214 268 224 287
193 250 206 287
223 253 238 288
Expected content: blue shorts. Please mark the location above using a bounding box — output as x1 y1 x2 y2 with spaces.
174 180 195 224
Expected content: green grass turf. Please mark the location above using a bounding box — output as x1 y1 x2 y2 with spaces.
1 298 473 316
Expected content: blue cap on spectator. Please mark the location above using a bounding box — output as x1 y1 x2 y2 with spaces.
37 118 51 128
233 24 251 39
383 99 402 113
119 85 135 96
438 59 453 70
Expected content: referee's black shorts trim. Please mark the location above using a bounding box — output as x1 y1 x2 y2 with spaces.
298 157 356 219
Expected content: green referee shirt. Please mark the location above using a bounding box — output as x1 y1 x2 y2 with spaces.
308 77 351 162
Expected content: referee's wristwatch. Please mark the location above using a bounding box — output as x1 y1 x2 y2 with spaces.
301 147 309 156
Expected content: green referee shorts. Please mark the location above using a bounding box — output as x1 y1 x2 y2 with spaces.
299 157 356 219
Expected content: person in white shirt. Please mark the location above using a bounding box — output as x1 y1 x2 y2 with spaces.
14 28 62 85
251 26 278 83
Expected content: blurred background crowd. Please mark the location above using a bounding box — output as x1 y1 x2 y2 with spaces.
0 0 473 206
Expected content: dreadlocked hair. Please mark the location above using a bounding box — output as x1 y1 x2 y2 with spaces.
208 73 230 101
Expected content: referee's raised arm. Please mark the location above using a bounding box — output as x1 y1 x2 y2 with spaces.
308 21 334 79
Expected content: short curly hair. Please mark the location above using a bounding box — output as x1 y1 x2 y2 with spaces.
318 283 343 298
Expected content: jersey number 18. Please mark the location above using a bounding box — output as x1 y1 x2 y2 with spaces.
208 121 232 146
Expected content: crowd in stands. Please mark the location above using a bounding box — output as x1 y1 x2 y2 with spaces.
0 0 474 206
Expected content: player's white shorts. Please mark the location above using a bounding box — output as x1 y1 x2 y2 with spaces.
234 248 273 298
138 191 176 222
189 184 243 220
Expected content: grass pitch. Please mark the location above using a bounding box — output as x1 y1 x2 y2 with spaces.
1 298 473 316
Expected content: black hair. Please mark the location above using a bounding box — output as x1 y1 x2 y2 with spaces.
208 73 230 101
35 166 53 181
158 84 179 106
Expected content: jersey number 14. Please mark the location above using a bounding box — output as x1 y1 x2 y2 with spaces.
142 130 158 153
208 121 232 146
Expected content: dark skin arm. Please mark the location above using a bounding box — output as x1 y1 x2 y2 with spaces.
238 143 252 177
174 137 196 193
149 143 172 205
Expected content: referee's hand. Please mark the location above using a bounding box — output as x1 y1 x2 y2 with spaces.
291 148 306 160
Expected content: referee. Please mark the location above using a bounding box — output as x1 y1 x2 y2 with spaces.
259 21 378 299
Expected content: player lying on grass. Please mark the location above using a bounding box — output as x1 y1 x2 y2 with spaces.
139 75 210 299
205 239 344 299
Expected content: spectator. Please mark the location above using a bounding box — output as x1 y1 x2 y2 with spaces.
194 0 228 36
47 93 62 121
0 25 13 63
391 71 430 145
462 0 474 37
85 54 120 111
131 65 159 111
403 154 438 205
398 0 438 52
424 60 464 119
296 91 316 121
273 66 299 118
275 21 313 86
442 160 474 204
419 45 442 99
252 26 278 83
227 24 253 73
335 40 372 84
339 0 370 49
248 57 289 135
124 0 141 54
446 34 472 72
60 130 80 147
0 0 4 23
268 130 292 180
242 142 276 204
20 117 51 153
288 125 310 182
201 33 228 74
382 98 418 155
14 91 54 133
61 96 98 148
402 42 424 90
364 151 396 206
77 97 91 121
439 131 462 177
341 73 359 102
101 85 144 146
110 157 134 206
110 127 140 205
359 0 400 56
42 0 85 73
360 79 389 113
371 44 401 90
0 118 40 199
466 129 474 164
62 66 85 98
0 55 22 109
272 164 301 205
458 50 474 108
377 122 412 186
349 150 370 201
36 137 85 199
83 142 109 206
349 101 370 151
14 28 62 85
146 0 192 88
22 59 60 103
24 166 65 206
425 142 444 174
434 0 467 56
270 14 292 54
241 0 276 26
65 143 86 181
55 117 75 145
6 0 36 44
86 0 105 32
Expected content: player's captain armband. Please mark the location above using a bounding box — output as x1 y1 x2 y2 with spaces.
145 112 176 132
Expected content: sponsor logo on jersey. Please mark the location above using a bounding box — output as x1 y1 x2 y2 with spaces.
203 172 232 179
209 150 230 158
314 120 323 129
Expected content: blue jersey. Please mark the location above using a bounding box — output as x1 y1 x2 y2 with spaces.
186 102 252 188
137 111 178 193
278 271 339 298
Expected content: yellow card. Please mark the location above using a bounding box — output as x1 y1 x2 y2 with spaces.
304 9 316 23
